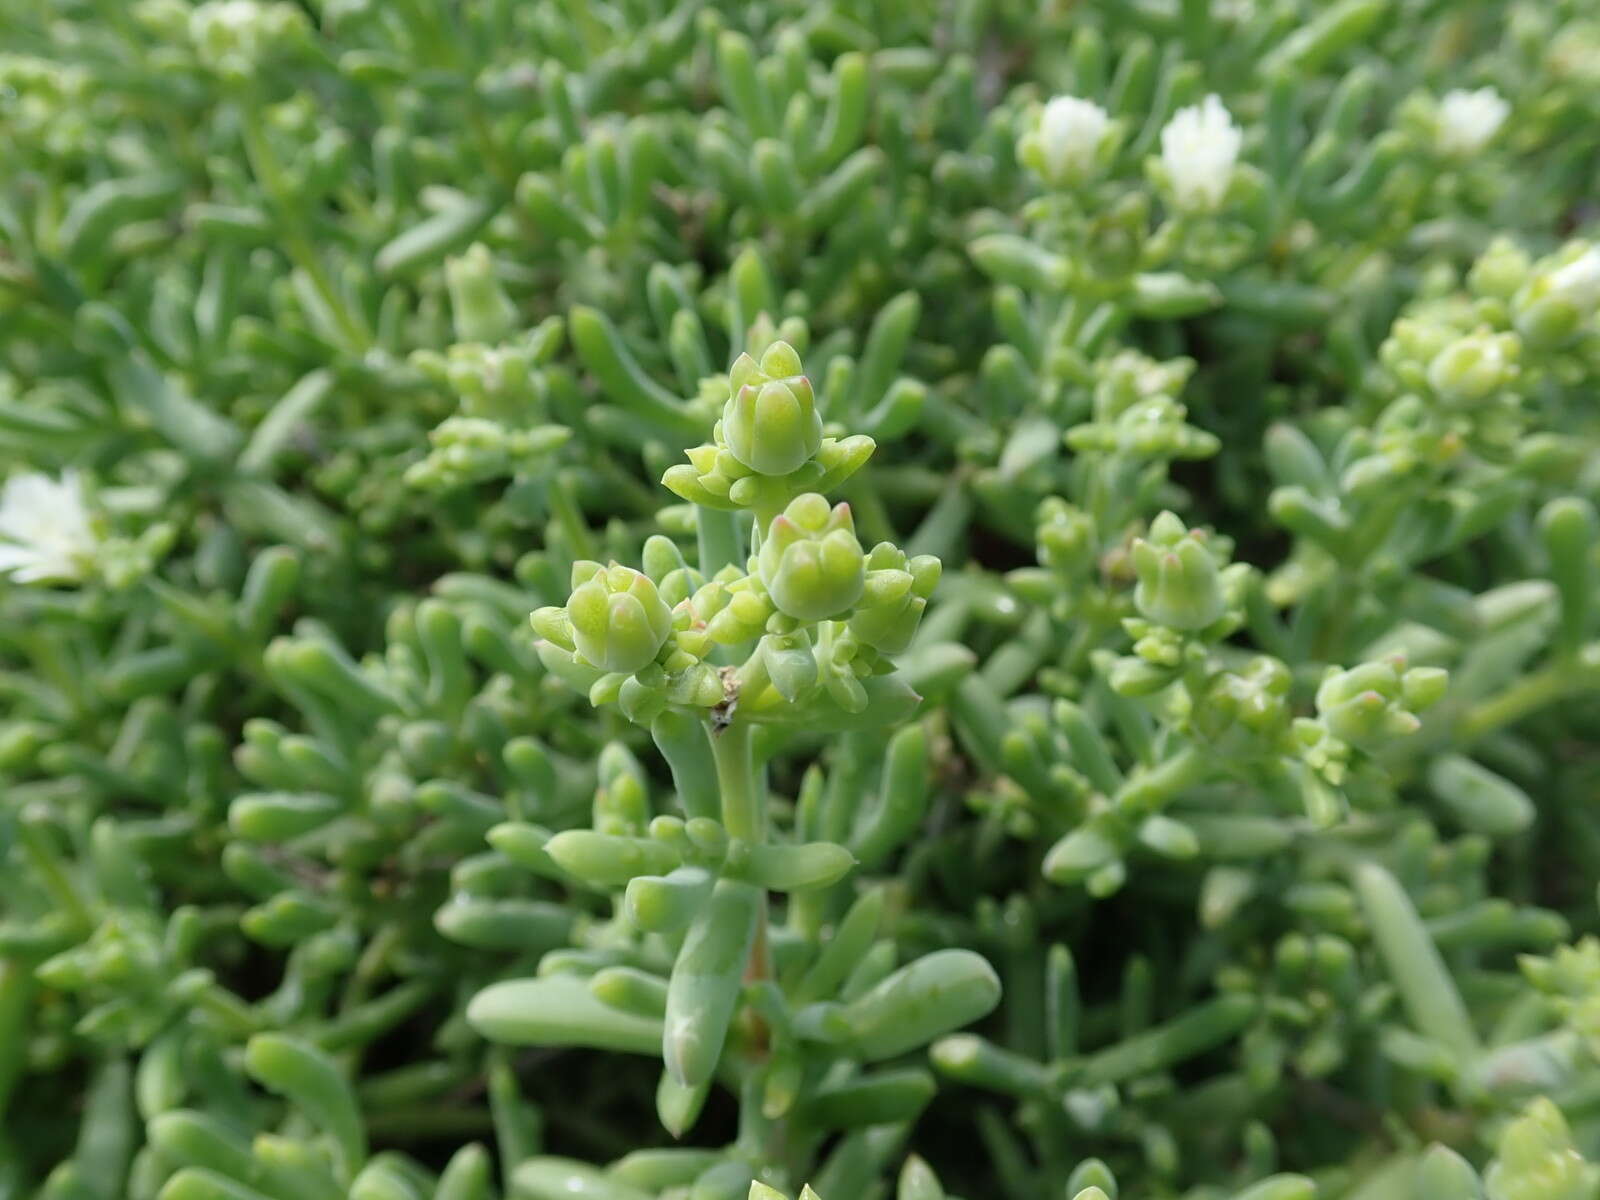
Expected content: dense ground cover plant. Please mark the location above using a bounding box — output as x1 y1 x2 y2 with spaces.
5 0 1600 1197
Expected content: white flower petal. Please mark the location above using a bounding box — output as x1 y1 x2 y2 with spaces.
1548 247 1600 310
0 543 44 571
1160 95 1241 212
0 470 98 587
1437 87 1509 155
1037 95 1110 182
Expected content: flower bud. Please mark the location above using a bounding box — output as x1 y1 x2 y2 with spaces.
565 561 673 675
757 494 865 622
1208 657 1292 735
720 341 821 476
1018 95 1113 188
189 0 304 75
1314 657 1445 751
1425 329 1519 405
1484 1098 1600 1200
1037 498 1098 577
1514 244 1600 349
1130 512 1226 631
848 544 941 655
445 243 518 344
1434 87 1509 157
1158 95 1241 213
1468 237 1532 301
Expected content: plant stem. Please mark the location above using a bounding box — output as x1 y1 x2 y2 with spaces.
1114 744 1207 819
1457 660 1586 744
548 470 596 562
711 719 760 843
697 506 743 578
710 717 774 995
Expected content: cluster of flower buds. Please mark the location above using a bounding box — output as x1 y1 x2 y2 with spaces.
1129 511 1238 634
662 342 876 525
1065 351 1219 462
1301 655 1448 776
532 560 723 725
1521 937 1600 1060
140 0 311 79
1483 1099 1600 1200
404 418 570 493
534 342 938 730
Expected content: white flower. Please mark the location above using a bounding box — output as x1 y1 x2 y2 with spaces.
1436 87 1509 156
191 0 263 37
1035 95 1111 183
188 0 301 69
1160 95 1241 212
0 471 99 584
1547 247 1600 310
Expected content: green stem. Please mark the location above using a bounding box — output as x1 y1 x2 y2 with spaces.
1113 744 1207 819
1457 659 1586 744
710 719 760 843
708 715 775 1055
197 983 260 1039
548 470 596 562
696 506 743 577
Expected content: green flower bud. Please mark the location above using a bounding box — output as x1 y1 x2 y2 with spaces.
565 561 673 675
1425 329 1519 405
1468 237 1532 301
445 243 518 345
1514 244 1600 349
662 433 876 519
642 534 706 606
1484 1098 1600 1200
1206 656 1292 735
692 573 775 645
762 631 819 702
1314 657 1445 751
1525 935 1595 986
1130 512 1226 631
1067 395 1219 462
1093 350 1196 419
848 543 941 655
1379 316 1459 392
1037 498 1097 576
720 341 821 476
757 494 865 622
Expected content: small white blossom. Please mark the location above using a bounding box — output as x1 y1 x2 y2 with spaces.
0 471 99 584
1436 87 1509 156
1160 95 1241 212
189 0 301 70
1035 95 1111 183
1547 247 1600 310
191 0 264 38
